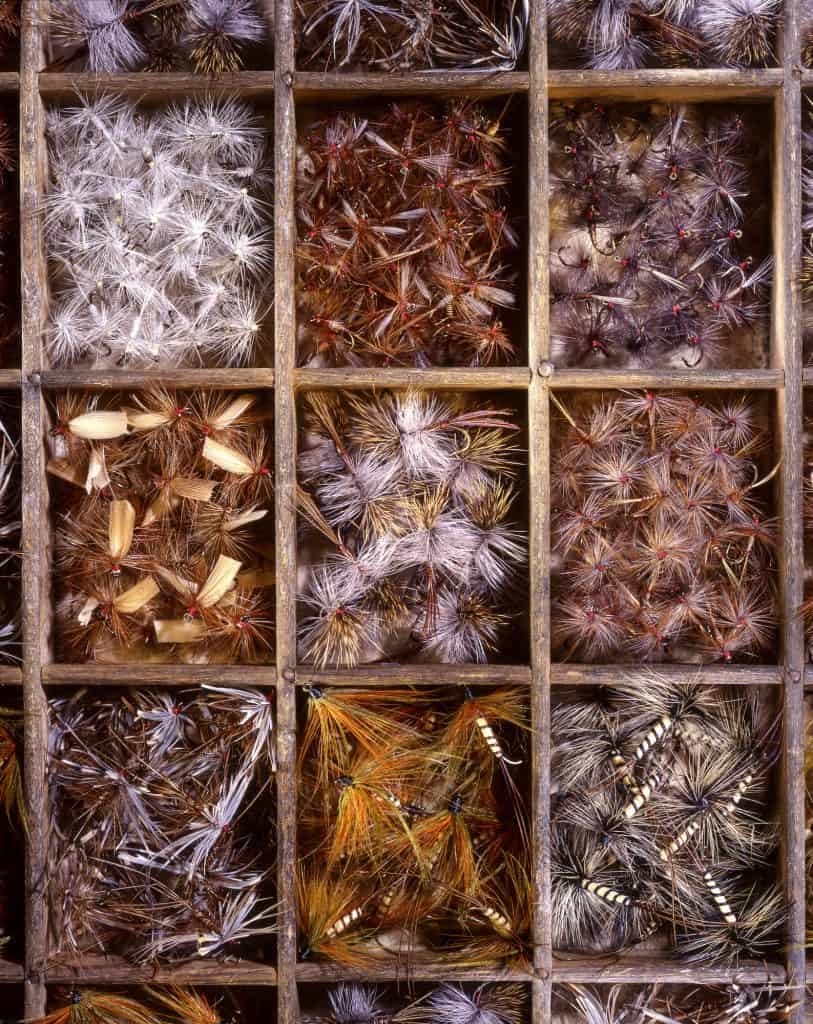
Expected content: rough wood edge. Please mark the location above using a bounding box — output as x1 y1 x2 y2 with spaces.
294 665 532 686
44 957 278 985
38 72 276 100
41 664 278 686
528 0 552 1002
292 71 528 99
550 663 786 686
549 369 784 389
548 68 783 100
294 368 532 391
777 0 807 1012
274 1 298 1021
21 0 48 1015
295 963 535 982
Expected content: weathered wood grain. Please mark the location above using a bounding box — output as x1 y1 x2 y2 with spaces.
528 1 552 1014
20 0 49 1016
41 369 275 390
12 0 809 1014
42 664 278 686
775 0 807 1016
274 2 299 1023
39 72 276 100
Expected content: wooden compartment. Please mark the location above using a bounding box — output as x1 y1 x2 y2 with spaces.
8 4 808 1024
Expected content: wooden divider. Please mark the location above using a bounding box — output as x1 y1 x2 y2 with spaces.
1 1 807 1022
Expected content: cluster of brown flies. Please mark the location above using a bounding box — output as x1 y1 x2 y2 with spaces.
48 390 274 664
551 391 778 664
297 99 521 369
297 686 531 967
550 102 771 371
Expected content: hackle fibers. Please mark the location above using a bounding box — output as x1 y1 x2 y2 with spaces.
300 983 527 1024
297 686 530 968
551 390 778 664
550 103 771 370
48 389 274 664
552 681 783 963
297 389 526 667
297 99 521 368
554 982 794 1023
47 687 276 962
44 1 270 73
548 0 780 68
45 94 273 368
295 1 528 71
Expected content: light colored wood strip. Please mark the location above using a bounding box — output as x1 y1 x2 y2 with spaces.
295 368 531 391
552 957 787 984
0 666 21 685
45 956 277 985
549 68 783 99
295 962 533 981
552 663 784 686
20 0 48 1015
275 0 298 1021
775 0 806 1012
528 0 551 991
38 72 275 100
295 665 532 687
41 370 275 390
293 71 528 100
42 665 278 686
551 369 784 389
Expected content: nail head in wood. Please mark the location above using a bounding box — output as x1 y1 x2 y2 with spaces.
283 667 295 682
